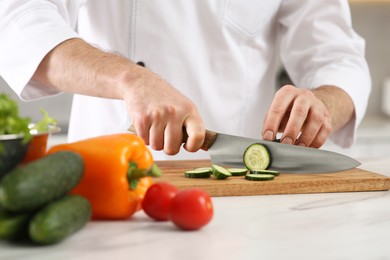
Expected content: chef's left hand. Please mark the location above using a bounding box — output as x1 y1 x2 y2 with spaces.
262 85 335 148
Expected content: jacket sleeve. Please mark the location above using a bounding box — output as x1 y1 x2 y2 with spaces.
0 0 86 100
278 0 371 148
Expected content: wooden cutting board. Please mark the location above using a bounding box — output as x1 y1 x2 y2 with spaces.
155 160 390 196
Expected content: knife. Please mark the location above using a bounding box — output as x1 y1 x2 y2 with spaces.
128 126 360 174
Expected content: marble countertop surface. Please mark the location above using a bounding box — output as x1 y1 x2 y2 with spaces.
1 157 390 260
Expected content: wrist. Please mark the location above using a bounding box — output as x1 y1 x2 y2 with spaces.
312 85 354 131
116 62 148 100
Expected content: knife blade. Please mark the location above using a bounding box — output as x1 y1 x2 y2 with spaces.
128 125 360 174
200 130 360 174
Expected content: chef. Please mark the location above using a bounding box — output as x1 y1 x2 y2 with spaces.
0 1 371 160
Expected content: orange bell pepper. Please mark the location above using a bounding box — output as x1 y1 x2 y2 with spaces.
47 133 154 220
130 176 154 212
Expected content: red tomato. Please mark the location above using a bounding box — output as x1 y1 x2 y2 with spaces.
170 188 213 230
142 182 179 221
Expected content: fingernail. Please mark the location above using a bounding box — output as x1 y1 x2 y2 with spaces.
297 142 306 147
282 137 293 145
263 130 274 140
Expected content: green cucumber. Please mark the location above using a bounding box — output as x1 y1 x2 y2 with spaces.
245 173 274 181
227 168 248 176
29 195 91 245
249 169 280 176
193 167 212 172
243 143 271 171
184 168 212 178
0 209 31 240
211 165 232 180
0 151 84 212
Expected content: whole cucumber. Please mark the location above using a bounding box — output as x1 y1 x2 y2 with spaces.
29 195 92 244
0 209 31 240
0 151 84 212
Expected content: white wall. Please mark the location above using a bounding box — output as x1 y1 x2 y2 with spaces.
0 77 73 132
350 2 390 117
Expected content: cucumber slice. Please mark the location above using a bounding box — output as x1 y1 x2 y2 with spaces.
227 168 248 176
249 169 279 176
211 165 232 180
245 173 274 181
243 143 271 170
184 168 212 178
194 167 212 172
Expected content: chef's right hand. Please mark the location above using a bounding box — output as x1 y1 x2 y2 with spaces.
31 38 205 155
122 65 205 155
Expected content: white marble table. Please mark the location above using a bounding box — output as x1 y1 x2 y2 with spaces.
1 157 390 260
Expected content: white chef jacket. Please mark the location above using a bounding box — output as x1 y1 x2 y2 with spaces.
0 0 371 160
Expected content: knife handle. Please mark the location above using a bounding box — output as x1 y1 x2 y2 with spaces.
182 129 217 150
128 125 217 150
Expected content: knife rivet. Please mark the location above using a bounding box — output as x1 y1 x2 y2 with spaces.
136 61 145 67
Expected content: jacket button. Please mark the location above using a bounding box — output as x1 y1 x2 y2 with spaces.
136 61 145 67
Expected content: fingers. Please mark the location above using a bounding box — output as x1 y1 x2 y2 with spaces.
149 118 166 151
182 116 205 152
295 109 332 148
163 121 184 155
125 68 205 155
263 85 332 148
133 117 151 146
262 85 297 142
132 105 205 155
280 90 312 145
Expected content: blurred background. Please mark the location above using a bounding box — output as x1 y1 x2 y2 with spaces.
1 0 390 158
